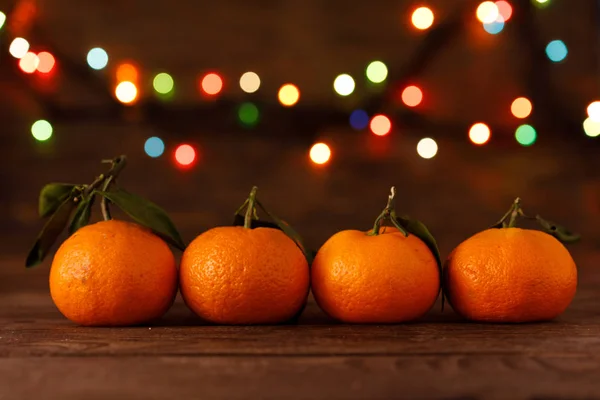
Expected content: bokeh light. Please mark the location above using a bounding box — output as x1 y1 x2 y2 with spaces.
417 138 438 159
476 1 500 24
115 81 138 104
175 144 196 167
87 48 109 70
0 11 6 30
533 0 550 7
239 71 261 93
495 1 512 21
200 73 223 96
586 101 600 122
366 61 388 84
515 124 537 146
545 40 567 62
411 7 434 30
9 38 29 59
583 118 600 137
31 120 53 142
36 52 56 73
469 123 491 145
401 85 423 107
349 109 369 130
278 84 300 106
511 97 532 119
144 137 165 158
153 73 174 95
370 114 392 136
309 143 332 165
483 17 504 34
238 102 260 127
19 52 39 74
116 63 139 83
333 74 355 96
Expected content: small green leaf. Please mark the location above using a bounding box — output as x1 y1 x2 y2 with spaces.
69 195 94 234
256 200 313 265
26 196 77 267
39 183 77 218
535 215 581 244
95 188 186 251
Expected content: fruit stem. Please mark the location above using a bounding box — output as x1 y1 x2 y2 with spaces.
506 197 522 228
244 186 259 229
368 187 408 236
83 156 127 221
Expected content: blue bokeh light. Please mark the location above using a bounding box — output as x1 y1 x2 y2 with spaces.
349 109 369 130
87 48 109 70
144 136 165 158
483 19 504 35
545 40 568 62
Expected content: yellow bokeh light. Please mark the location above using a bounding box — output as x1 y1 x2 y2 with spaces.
411 7 435 30
587 101 600 122
19 52 39 74
115 81 138 104
583 118 600 137
333 74 355 96
9 37 29 59
469 123 491 145
239 71 261 93
278 84 300 107
416 138 438 159
309 143 331 165
511 97 533 119
476 1 500 24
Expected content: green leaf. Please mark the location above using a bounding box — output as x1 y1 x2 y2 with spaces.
26 196 77 267
535 215 581 244
39 183 77 218
232 213 281 230
256 200 313 265
69 195 94 234
95 188 186 251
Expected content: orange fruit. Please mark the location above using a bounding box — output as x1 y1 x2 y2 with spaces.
444 228 577 322
180 226 310 324
50 220 178 326
311 227 440 323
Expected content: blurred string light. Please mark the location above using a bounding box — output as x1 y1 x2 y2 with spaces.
278 84 300 106
144 137 165 158
586 101 600 122
333 74 355 96
309 143 331 165
476 1 500 24
238 102 260 127
153 73 174 95
370 114 392 136
0 11 6 30
175 144 196 167
416 138 438 159
31 120 53 142
533 0 551 7
200 72 223 96
401 85 423 107
483 17 504 35
411 7 434 30
515 124 536 146
469 123 491 145
37 52 56 73
545 40 567 62
366 61 388 84
115 81 138 104
19 52 39 74
239 71 260 93
116 62 139 82
87 48 109 70
349 109 369 130
9 38 29 59
511 97 532 119
495 1 512 21
583 118 600 137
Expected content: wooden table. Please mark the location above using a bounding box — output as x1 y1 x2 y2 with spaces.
1 256 600 400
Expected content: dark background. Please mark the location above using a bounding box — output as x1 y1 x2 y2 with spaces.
0 0 599 288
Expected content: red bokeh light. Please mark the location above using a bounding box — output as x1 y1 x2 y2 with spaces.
200 73 223 96
401 85 423 107
495 1 512 22
370 115 392 136
36 52 55 73
174 144 196 167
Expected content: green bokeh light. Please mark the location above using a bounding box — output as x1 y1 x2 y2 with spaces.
153 73 174 95
31 120 53 142
515 124 536 146
366 61 388 84
0 12 6 30
238 102 259 127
